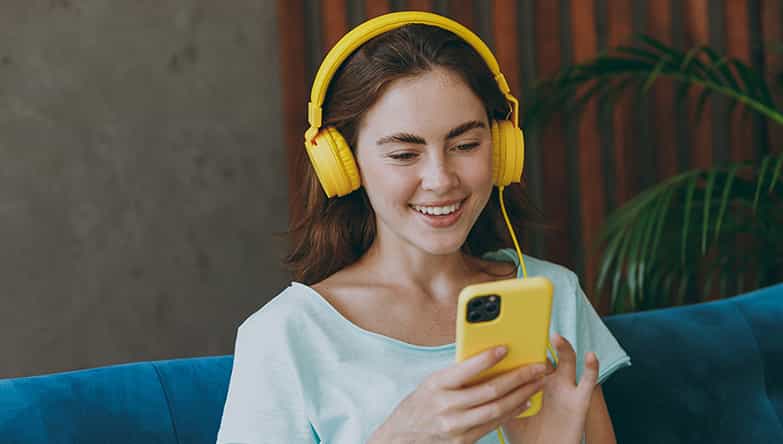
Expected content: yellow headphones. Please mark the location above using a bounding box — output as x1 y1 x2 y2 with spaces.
303 11 525 198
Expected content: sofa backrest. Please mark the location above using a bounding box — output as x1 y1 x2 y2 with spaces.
603 283 783 443
152 355 233 444
0 354 233 444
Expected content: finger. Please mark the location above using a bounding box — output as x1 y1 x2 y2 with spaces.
577 351 600 396
544 358 555 374
452 374 547 438
450 362 548 409
436 346 508 390
552 333 577 377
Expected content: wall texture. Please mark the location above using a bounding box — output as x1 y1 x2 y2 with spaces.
0 0 289 378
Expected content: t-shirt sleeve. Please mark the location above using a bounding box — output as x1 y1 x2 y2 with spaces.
568 272 632 385
216 318 318 444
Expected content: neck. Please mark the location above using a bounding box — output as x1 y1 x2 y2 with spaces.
354 236 486 306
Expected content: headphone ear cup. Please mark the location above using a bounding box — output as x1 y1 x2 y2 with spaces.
491 120 525 187
305 127 361 197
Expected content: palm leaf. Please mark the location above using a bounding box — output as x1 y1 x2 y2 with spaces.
680 175 699 265
523 34 783 132
768 154 783 193
713 164 739 243
594 155 782 313
701 170 717 254
526 34 783 313
753 155 773 213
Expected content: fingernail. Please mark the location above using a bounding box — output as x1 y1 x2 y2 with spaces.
495 346 508 358
516 400 531 414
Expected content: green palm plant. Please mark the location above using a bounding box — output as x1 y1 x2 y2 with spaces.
523 35 783 313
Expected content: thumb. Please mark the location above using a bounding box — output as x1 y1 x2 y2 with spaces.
576 351 600 397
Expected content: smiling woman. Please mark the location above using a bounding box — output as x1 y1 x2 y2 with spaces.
217 11 630 444
354 67 495 252
284 23 537 285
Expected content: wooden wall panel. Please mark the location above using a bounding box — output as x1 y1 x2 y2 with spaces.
648 0 678 180
322 0 349 50
278 0 308 226
534 0 572 273
683 0 713 169
725 0 755 162
407 0 434 11
762 0 783 155
491 0 520 94
571 0 605 298
449 0 475 29
607 0 636 206
365 0 390 19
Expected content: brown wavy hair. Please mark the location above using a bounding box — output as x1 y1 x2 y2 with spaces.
285 24 543 285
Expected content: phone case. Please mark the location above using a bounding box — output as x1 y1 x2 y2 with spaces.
455 276 554 418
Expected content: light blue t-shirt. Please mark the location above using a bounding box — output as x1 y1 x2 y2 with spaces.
216 249 631 443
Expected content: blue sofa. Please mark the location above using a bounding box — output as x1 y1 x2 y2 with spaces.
2 283 781 443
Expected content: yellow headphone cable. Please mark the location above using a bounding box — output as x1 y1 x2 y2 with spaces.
496 186 559 443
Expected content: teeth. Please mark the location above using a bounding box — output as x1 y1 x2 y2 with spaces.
411 200 462 216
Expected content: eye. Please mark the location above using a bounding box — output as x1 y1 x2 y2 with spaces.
388 152 418 161
452 142 480 152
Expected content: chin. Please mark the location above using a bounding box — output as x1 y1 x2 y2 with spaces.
412 236 468 256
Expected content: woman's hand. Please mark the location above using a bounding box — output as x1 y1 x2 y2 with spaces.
367 346 549 444
501 333 600 444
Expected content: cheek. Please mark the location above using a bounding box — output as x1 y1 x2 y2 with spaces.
359 161 417 208
461 148 494 187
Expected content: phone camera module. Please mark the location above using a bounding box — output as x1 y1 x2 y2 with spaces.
466 294 501 323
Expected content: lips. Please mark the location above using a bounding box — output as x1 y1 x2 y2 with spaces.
409 198 465 208
409 198 467 228
410 199 464 216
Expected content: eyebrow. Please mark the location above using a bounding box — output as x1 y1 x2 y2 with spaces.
375 120 486 146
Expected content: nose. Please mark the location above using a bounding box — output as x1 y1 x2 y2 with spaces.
420 152 459 193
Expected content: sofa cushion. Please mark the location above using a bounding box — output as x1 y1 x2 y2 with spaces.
603 283 783 443
152 355 233 444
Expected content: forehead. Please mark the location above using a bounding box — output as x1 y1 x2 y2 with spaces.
358 68 488 138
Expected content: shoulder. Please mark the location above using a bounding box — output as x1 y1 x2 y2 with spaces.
521 255 580 291
484 248 580 291
237 282 316 337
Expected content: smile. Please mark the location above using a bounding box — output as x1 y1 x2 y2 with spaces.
408 199 467 228
409 199 464 216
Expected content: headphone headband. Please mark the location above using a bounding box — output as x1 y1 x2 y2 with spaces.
306 11 517 139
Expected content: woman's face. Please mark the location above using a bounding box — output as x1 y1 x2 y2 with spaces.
354 66 494 256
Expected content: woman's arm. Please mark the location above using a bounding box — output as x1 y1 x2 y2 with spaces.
584 385 617 444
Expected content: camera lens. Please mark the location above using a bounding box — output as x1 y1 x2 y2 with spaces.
485 302 498 313
469 299 483 310
468 311 482 322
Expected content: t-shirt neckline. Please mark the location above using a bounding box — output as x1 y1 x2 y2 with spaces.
294 281 456 352
291 249 521 353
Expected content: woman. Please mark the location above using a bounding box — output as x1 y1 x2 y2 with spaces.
217 12 630 444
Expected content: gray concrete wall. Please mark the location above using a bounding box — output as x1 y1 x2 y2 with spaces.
0 0 289 378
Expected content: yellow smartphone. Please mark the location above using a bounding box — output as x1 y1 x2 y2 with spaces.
455 276 554 418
